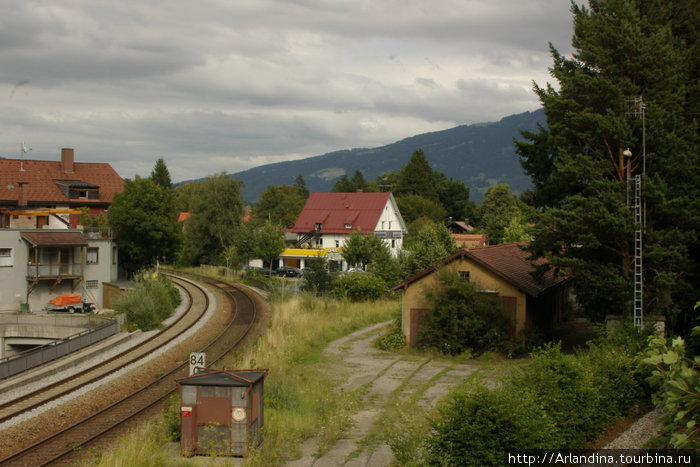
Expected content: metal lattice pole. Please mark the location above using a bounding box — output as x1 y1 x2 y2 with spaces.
633 175 643 328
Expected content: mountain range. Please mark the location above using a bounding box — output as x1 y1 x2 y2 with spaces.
225 108 546 204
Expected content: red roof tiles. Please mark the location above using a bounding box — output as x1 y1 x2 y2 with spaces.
290 192 394 234
0 155 123 206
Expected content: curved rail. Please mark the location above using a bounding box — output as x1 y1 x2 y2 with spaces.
0 274 261 466
0 275 204 425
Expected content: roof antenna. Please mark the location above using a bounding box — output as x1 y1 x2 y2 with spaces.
20 142 31 171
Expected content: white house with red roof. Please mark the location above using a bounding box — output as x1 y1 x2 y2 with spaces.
0 148 124 312
282 192 407 271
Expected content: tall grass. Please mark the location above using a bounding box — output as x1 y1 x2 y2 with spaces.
92 285 397 466
240 293 397 465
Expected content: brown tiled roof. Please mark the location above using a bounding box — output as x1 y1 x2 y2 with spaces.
0 157 123 206
21 231 87 247
392 242 567 297
291 192 405 234
451 233 486 248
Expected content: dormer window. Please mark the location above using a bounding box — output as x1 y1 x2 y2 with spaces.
314 222 323 231
53 179 100 200
344 223 352 229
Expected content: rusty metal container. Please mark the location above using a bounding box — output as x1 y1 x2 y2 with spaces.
177 368 268 457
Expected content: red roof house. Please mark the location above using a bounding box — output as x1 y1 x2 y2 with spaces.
282 192 407 270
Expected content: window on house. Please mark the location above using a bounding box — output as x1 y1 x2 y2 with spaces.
344 223 352 229
388 221 392 229
86 280 99 289
459 271 470 281
86 247 99 264
335 240 340 248
112 246 118 264
0 248 12 267
314 222 322 230
391 239 396 248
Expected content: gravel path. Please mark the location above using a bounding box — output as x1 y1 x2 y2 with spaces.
283 322 666 466
286 321 485 467
603 408 664 449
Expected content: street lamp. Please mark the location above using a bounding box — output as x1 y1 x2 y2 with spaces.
623 148 632 208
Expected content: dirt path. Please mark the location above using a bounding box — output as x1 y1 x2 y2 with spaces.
285 321 488 467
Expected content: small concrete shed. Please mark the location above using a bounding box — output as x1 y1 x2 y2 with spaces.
177 368 268 457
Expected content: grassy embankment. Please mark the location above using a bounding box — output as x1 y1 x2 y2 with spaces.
88 270 398 466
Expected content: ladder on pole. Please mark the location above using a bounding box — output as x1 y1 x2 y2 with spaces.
633 174 643 328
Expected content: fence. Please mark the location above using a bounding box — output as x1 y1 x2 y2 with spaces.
0 315 117 380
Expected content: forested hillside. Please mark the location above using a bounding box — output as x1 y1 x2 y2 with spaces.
227 109 544 203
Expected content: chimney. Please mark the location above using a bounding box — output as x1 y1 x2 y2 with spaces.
61 148 74 173
17 181 28 207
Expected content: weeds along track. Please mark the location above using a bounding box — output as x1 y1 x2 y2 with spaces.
0 274 260 466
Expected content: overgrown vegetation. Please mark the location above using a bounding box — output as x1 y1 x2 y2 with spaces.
93 279 397 465
423 326 647 466
114 273 181 331
638 302 700 450
421 269 515 355
332 272 387 301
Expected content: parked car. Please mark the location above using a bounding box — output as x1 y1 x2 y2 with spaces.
244 266 273 277
275 266 303 278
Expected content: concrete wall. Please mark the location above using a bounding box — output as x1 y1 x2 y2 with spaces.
0 230 30 312
400 257 527 345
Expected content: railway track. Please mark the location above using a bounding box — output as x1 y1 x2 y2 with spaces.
0 275 206 426
0 273 262 466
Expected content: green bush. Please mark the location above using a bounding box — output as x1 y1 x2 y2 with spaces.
425 383 557 466
115 273 181 331
583 341 644 418
332 272 387 301
300 257 335 295
378 322 406 351
421 269 514 355
638 304 700 450
511 343 606 448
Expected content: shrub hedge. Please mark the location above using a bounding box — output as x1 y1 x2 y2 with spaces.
115 274 181 331
425 338 646 465
332 272 387 301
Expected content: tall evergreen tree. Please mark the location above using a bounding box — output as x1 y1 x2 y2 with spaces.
295 175 309 199
395 149 438 200
516 0 699 324
150 158 172 190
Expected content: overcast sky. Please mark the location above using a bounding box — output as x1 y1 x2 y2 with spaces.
1 1 575 183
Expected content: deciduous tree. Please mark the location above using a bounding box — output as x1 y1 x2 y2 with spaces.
109 176 181 275
251 184 306 228
183 173 245 265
